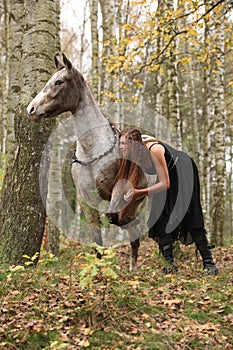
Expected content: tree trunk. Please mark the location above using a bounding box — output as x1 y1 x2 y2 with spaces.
0 1 7 153
229 128 233 239
211 7 226 246
89 0 99 100
154 0 165 139
165 0 182 149
201 8 212 237
0 0 59 265
99 0 116 103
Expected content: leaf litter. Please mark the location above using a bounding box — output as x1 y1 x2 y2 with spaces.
0 241 232 349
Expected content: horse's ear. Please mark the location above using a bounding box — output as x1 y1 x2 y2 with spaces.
54 55 63 70
62 53 72 70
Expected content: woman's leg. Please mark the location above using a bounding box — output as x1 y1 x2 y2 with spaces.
158 233 178 274
190 228 219 275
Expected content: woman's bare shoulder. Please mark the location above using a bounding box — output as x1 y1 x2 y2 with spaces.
145 142 165 154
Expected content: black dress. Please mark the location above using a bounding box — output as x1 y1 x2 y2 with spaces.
147 142 205 245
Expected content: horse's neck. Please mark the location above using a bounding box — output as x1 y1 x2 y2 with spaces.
73 89 115 160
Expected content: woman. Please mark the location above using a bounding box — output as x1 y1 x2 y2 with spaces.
115 128 219 275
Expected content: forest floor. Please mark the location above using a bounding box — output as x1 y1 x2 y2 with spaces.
0 238 232 350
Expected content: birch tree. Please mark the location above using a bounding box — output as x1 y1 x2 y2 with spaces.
89 0 99 100
99 0 116 103
211 5 226 245
198 4 212 235
0 1 7 153
164 0 182 149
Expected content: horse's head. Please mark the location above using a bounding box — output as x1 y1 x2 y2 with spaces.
27 53 86 121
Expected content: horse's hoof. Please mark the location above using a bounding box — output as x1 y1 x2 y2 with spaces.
130 259 137 272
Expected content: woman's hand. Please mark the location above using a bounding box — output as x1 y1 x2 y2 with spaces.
124 189 140 202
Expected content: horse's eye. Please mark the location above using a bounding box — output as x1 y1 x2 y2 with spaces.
55 80 63 86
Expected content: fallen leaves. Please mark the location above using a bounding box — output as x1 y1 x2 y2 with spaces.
78 339 90 348
162 298 183 307
0 242 232 349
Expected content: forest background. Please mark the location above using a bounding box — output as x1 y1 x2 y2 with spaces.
0 1 233 349
0 0 232 262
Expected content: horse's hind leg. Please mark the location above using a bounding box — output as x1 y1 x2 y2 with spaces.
128 226 140 271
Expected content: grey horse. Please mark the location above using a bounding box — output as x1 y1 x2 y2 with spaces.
27 54 147 270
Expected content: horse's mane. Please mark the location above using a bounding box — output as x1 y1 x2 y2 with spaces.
102 112 120 131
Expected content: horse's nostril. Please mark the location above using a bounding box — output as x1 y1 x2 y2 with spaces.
29 106 35 115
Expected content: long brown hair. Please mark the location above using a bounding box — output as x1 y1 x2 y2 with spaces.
117 128 148 188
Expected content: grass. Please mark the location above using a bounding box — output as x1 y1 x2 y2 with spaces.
0 239 233 349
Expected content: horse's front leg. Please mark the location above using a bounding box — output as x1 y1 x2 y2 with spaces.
72 166 103 248
128 226 140 271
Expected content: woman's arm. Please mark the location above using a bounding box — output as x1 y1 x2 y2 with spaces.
124 143 170 202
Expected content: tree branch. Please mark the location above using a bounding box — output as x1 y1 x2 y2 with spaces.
131 0 232 79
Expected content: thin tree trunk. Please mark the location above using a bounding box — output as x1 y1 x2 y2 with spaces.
0 1 7 153
211 8 226 246
4 0 23 174
165 0 182 149
229 129 233 239
99 0 116 103
201 7 212 237
154 0 165 139
189 63 202 172
89 0 99 100
45 131 62 256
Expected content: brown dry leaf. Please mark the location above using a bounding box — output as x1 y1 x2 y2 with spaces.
60 333 70 342
130 327 139 334
127 280 140 286
145 322 152 328
78 339 90 348
163 298 183 306
147 298 158 306
10 290 20 296
83 328 93 336
143 289 149 296
63 300 76 307
195 322 220 332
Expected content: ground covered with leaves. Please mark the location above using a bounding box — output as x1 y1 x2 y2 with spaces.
0 239 232 350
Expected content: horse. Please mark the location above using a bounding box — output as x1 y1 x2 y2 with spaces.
27 53 148 270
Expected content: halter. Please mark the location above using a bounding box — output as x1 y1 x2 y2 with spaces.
72 118 119 165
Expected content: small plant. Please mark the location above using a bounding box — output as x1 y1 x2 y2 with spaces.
6 251 58 281
79 245 119 291
22 252 40 266
6 253 39 281
39 249 59 265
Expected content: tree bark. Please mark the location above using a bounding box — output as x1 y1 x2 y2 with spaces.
89 0 99 100
211 6 226 246
99 0 116 103
201 6 212 237
0 0 59 265
0 1 7 153
165 0 182 149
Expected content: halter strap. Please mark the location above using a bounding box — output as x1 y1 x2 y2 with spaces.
72 118 119 166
